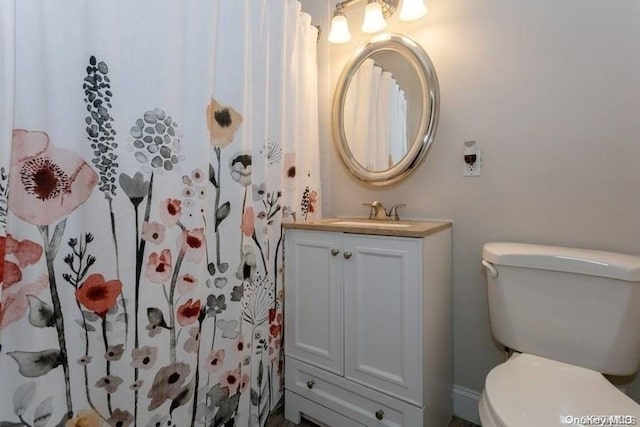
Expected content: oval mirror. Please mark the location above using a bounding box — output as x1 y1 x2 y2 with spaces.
332 33 439 186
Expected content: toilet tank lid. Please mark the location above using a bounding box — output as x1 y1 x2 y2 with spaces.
483 242 640 282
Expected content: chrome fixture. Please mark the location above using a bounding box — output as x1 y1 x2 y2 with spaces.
363 201 406 220
328 0 428 44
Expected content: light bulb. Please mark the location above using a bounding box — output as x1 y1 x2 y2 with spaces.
399 0 427 21
361 1 387 34
328 6 351 44
328 14 351 44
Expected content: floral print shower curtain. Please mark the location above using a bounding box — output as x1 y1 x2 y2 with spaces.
0 1 320 426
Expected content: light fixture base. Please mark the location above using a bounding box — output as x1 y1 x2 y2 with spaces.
379 0 399 19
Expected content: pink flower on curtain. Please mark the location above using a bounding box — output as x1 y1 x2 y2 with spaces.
241 207 255 237
234 336 245 353
178 228 205 263
1 234 44 290
176 298 201 326
159 198 182 227
269 308 282 340
219 368 241 393
0 233 46 327
3 234 43 268
8 129 98 226
145 249 173 283
141 221 166 245
204 349 225 372
309 190 319 214
2 261 22 289
177 273 198 295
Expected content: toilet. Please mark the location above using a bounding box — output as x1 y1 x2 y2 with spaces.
480 242 640 426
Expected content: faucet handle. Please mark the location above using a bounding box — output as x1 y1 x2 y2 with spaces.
362 202 375 220
387 203 407 221
363 201 386 220
362 201 384 208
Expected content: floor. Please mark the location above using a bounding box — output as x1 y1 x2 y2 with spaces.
266 406 480 427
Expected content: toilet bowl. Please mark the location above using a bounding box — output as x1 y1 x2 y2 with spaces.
479 353 640 427
481 242 640 426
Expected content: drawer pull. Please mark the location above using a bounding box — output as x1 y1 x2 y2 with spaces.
375 409 384 420
306 380 315 389
343 251 352 259
331 248 340 256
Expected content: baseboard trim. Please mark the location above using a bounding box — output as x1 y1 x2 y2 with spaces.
452 385 482 425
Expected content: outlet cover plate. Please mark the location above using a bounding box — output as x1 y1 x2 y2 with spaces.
463 149 482 177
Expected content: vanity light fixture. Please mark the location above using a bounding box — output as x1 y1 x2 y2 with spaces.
328 0 427 44
328 4 352 44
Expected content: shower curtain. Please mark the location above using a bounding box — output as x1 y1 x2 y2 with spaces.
0 1 321 426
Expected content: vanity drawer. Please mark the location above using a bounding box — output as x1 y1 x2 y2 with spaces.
285 357 423 427
285 390 365 427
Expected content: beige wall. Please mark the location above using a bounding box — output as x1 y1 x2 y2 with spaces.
303 0 640 404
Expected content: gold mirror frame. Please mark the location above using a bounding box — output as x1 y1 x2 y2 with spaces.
332 33 440 186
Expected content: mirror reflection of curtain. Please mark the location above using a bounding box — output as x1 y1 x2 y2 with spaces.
390 84 407 165
344 58 408 170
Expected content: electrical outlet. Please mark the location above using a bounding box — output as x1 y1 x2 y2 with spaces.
463 141 481 177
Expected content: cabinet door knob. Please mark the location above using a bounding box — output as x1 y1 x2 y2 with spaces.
306 380 315 389
375 409 384 420
331 248 340 256
343 251 352 259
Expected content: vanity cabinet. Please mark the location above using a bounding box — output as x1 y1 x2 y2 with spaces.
283 222 452 427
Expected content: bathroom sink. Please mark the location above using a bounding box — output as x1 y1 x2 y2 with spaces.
330 220 412 228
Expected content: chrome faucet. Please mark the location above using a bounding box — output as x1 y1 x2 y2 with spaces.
363 201 407 221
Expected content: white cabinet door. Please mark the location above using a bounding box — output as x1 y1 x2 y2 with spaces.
285 230 344 375
343 235 423 405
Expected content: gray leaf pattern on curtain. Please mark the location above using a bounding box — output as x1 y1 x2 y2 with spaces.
0 1 320 426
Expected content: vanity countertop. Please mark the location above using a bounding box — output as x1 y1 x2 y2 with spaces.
283 218 451 238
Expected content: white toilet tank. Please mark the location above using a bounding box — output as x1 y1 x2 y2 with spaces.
483 242 640 376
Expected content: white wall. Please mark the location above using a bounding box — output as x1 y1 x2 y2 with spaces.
303 0 640 409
